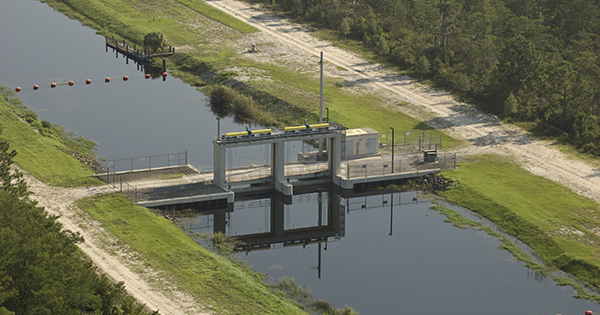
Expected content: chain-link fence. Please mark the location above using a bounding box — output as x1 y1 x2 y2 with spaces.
95 151 188 174
341 151 464 179
380 130 444 152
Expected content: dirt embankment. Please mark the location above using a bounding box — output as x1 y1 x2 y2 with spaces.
23 170 209 315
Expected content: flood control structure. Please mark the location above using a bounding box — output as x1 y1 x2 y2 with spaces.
213 123 345 196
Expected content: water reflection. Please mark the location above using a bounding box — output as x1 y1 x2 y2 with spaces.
179 185 598 315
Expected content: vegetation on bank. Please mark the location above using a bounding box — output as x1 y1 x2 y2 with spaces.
26 0 600 305
249 0 600 157
0 98 155 314
438 155 600 291
0 86 102 187
41 0 462 149
75 194 308 315
429 202 549 276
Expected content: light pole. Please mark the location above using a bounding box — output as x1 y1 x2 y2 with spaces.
390 127 394 173
216 117 220 138
325 107 329 123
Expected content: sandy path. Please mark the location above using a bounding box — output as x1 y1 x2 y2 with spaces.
24 171 208 315
206 0 600 203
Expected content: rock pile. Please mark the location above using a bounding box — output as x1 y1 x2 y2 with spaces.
411 173 455 192
61 148 103 172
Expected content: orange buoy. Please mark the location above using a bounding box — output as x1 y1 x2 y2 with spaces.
105 77 111 83
68 81 74 86
33 85 39 90
585 311 593 315
123 75 129 81
86 79 92 85
15 87 21 92
51 83 57 88
145 73 151 79
162 72 168 78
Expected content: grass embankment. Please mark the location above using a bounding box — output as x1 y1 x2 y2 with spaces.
76 193 306 315
42 0 462 149
439 155 600 290
0 87 102 187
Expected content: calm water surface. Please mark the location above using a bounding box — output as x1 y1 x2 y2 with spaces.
0 0 273 168
181 188 598 315
1 1 598 314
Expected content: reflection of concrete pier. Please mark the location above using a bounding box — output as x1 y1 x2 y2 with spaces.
226 189 344 252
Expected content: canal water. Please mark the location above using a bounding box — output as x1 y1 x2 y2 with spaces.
0 0 597 314
0 0 281 170
181 187 597 315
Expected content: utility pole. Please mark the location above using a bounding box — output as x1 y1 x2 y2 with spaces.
318 51 324 158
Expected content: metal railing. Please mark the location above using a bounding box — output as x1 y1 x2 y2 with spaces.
138 180 217 202
96 151 188 174
340 151 462 180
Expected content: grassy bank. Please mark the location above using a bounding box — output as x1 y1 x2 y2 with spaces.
40 0 462 149
439 155 600 289
76 193 306 315
0 87 102 187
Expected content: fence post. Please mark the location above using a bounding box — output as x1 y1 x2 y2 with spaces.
149 156 151 170
135 186 137 203
120 176 122 192
347 164 350 179
185 150 188 165
454 153 457 169
107 167 110 183
131 158 133 171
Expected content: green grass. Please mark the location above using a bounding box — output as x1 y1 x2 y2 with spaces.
430 202 549 275
41 0 462 149
439 155 600 289
227 58 462 147
41 0 256 46
175 0 257 33
0 89 102 187
76 194 306 315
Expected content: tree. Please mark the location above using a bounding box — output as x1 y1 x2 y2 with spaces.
0 129 27 199
454 73 470 99
504 92 519 118
375 36 390 56
415 55 430 78
143 32 166 52
340 17 351 42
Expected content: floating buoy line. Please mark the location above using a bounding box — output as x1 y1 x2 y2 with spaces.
14 72 168 93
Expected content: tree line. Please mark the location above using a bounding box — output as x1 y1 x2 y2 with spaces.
0 119 156 314
250 0 600 155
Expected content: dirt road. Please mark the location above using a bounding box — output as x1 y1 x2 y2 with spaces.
24 172 208 315
206 0 600 203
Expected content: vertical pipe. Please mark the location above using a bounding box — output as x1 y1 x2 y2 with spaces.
318 51 324 157
390 127 394 173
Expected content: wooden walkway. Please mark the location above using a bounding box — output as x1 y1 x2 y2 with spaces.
106 37 174 63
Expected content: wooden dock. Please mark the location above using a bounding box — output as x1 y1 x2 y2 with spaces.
105 37 174 63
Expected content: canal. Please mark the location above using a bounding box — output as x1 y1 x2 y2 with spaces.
0 0 597 314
